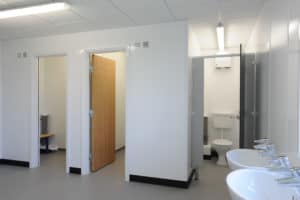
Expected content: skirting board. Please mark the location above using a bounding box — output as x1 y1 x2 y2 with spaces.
130 169 196 189
69 167 81 175
0 159 30 167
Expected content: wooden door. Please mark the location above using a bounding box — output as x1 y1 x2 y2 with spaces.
91 55 116 172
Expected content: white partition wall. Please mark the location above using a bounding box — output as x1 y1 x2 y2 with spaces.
0 41 2 158
1 22 191 181
191 58 204 169
125 23 190 181
246 0 300 153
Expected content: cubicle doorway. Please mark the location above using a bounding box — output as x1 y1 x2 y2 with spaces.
38 55 67 170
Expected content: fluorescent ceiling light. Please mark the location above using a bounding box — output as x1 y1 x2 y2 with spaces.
216 22 225 51
0 2 70 19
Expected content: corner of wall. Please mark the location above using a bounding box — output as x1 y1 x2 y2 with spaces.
0 40 2 158
244 1 266 53
188 29 202 58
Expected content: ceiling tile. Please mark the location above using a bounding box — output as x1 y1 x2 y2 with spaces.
167 0 265 21
32 21 96 36
0 15 48 39
166 0 218 20
0 15 45 29
36 10 83 26
111 0 174 25
70 0 134 28
220 0 265 20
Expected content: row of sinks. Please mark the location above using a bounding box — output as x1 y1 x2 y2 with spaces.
226 149 300 200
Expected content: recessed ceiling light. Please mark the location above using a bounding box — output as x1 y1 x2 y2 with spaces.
0 2 70 19
216 22 225 52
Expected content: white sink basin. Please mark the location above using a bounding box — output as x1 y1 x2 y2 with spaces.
226 169 299 200
226 149 269 170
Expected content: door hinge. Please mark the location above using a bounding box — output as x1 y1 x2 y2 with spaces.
89 110 95 118
89 154 92 161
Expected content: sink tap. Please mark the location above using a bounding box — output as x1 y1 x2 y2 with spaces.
254 138 270 144
254 143 274 151
268 155 292 172
254 143 276 158
268 156 290 173
253 138 273 152
252 141 300 199
277 167 300 200
276 167 300 185
253 140 290 170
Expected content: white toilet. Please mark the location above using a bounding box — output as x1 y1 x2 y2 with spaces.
211 113 233 166
212 139 233 165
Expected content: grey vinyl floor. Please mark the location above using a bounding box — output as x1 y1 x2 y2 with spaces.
0 150 231 200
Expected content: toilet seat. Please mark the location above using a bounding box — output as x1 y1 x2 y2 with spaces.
213 139 232 146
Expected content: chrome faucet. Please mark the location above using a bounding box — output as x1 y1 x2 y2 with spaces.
254 138 270 144
253 138 272 150
253 139 300 199
276 167 300 185
254 143 276 159
276 167 300 200
253 139 291 170
277 169 300 200
268 155 292 171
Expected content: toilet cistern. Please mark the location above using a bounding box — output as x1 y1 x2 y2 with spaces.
212 113 234 139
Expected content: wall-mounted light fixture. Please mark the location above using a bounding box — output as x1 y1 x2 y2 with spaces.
216 22 225 52
0 2 70 19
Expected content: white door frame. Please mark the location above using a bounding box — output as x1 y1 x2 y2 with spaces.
30 53 70 173
81 46 128 178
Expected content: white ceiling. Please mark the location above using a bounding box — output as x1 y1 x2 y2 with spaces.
0 0 266 50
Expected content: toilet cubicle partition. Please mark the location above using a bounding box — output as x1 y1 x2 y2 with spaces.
191 58 204 170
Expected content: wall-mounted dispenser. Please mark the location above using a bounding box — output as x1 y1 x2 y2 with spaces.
215 57 232 69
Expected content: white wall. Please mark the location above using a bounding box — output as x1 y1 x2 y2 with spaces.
96 52 126 151
39 56 67 149
204 57 240 149
247 0 300 153
0 41 2 158
1 21 190 181
188 30 201 57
